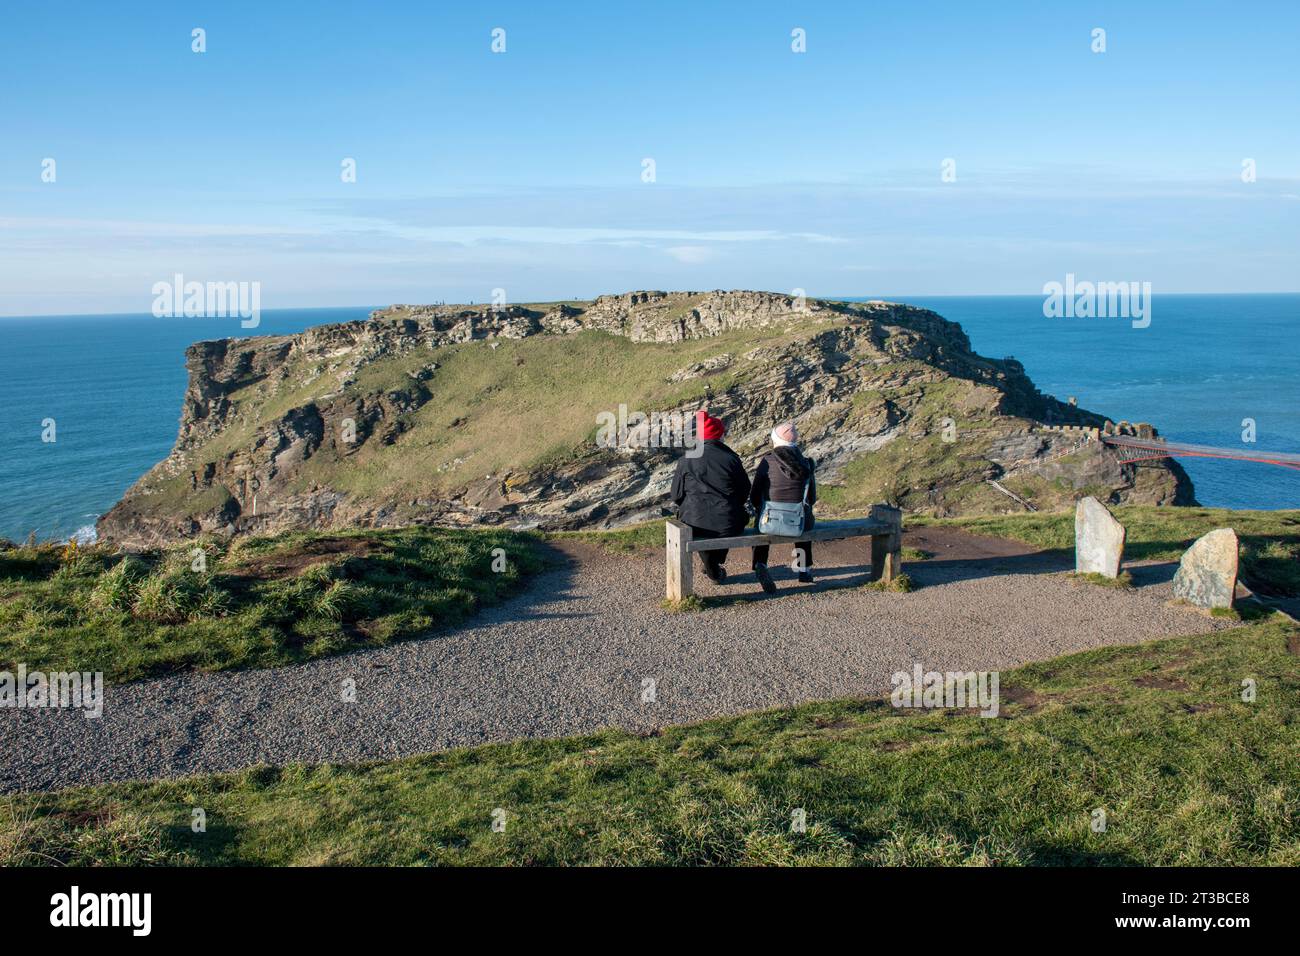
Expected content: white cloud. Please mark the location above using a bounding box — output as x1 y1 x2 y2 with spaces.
664 245 714 264
3 170 1297 314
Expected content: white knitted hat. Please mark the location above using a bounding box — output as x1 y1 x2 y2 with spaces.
771 421 798 448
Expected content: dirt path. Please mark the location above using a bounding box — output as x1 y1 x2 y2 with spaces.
0 529 1237 793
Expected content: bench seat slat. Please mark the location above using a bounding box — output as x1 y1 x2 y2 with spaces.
686 519 892 551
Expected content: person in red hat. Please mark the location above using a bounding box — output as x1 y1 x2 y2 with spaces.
669 410 751 584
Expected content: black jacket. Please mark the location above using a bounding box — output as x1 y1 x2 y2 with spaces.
671 439 751 533
750 446 816 510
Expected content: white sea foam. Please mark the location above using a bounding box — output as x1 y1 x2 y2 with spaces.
69 523 98 545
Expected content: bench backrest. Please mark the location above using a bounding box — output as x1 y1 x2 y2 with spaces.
672 510 901 552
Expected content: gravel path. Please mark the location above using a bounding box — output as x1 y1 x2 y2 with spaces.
1 530 1238 793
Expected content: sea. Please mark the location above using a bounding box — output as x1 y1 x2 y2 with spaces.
1 294 1296 543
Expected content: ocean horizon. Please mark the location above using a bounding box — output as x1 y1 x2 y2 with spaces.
2 293 1297 543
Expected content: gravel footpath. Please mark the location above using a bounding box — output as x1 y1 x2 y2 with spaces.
1 531 1238 793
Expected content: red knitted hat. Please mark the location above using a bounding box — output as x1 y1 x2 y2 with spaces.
696 409 726 441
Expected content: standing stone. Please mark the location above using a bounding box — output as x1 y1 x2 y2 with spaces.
1172 528 1239 609
1075 496 1125 577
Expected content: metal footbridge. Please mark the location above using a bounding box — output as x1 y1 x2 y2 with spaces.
1101 434 1300 471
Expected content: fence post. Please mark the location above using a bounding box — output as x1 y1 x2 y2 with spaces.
666 520 694 601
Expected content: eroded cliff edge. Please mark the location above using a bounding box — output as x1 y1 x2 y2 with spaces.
98 291 1194 547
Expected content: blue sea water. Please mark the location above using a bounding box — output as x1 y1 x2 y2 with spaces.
0 307 377 543
0 295 1297 542
897 294 1300 513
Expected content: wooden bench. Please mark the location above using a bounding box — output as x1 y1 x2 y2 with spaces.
665 504 903 600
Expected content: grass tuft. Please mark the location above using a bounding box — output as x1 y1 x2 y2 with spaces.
1066 570 1135 589
661 595 706 613
863 572 915 593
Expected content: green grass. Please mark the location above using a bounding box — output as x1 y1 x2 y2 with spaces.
5 617 1297 866
863 572 916 593
550 520 667 554
1066 571 1135 590
0 528 549 684
278 326 817 500
659 595 705 613
913 506 1300 597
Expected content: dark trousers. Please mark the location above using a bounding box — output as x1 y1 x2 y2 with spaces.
752 541 812 570
689 525 743 578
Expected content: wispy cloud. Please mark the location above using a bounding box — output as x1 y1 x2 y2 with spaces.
2 171 1297 315
664 245 714 264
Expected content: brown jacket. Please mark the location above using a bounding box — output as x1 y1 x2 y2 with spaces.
749 446 816 509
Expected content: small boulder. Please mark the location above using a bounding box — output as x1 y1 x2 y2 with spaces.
1075 496 1125 577
1172 528 1238 609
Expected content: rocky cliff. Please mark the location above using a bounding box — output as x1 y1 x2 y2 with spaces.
98 291 1194 547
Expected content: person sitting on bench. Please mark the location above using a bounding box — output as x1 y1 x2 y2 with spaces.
670 409 751 584
749 421 816 594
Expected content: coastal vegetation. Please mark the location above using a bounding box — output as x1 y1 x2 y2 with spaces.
6 505 1295 688
0 527 547 684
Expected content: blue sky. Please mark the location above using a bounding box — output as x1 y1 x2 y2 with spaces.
2 0 1298 314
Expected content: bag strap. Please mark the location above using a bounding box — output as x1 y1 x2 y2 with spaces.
801 459 815 506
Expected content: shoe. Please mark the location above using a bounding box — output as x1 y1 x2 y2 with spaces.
703 565 727 585
797 570 814 584
753 563 777 594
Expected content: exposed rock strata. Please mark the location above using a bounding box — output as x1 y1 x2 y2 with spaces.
98 291 1194 547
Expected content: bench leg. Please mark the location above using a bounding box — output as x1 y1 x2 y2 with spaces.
666 520 694 601
883 530 901 583
870 533 887 582
868 504 903 584
870 530 902 583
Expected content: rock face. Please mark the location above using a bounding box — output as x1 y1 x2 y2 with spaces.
97 290 1196 547
1172 528 1239 609
1075 496 1126 577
